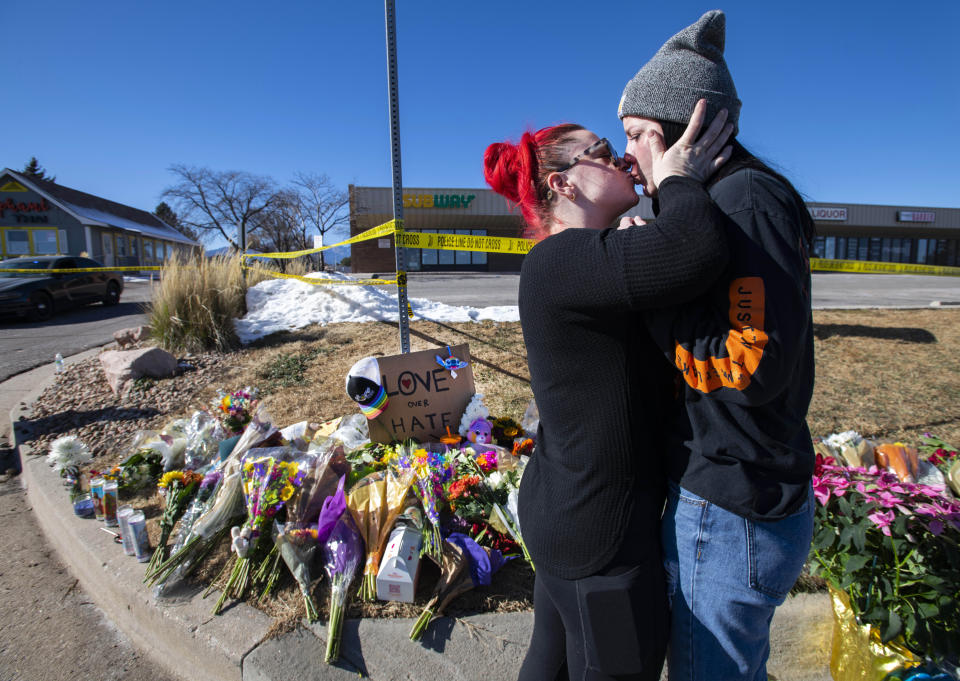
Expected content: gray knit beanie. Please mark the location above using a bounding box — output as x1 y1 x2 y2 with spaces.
618 10 741 135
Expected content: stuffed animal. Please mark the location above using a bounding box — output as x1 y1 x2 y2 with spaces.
467 418 493 444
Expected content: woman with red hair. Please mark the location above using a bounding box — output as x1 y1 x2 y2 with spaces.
484 100 734 680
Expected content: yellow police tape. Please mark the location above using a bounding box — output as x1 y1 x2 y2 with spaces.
0 266 163 273
810 258 960 277
395 230 536 255
241 220 400 260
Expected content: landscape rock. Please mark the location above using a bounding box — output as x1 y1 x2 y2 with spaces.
99 347 179 394
112 325 152 349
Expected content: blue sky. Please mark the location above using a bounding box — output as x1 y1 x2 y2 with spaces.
6 1 959 245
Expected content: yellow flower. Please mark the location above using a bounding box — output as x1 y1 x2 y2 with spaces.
280 484 295 501
158 471 185 489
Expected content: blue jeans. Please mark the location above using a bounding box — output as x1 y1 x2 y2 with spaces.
661 481 814 681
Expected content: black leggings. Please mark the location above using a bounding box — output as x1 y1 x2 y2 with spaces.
517 545 669 681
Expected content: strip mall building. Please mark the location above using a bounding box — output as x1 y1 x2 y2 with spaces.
0 169 198 265
349 185 960 273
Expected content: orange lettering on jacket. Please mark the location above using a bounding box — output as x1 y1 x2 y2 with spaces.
673 277 767 393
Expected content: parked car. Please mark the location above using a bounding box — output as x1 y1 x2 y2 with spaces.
0 256 123 321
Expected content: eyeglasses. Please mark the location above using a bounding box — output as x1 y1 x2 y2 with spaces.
556 138 624 172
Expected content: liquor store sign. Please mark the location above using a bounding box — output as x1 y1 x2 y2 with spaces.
403 193 476 209
808 206 847 221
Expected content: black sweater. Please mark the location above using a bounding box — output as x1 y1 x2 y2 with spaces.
518 176 730 579
645 169 815 521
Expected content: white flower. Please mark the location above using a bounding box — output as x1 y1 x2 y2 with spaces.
487 471 504 490
458 393 489 438
824 430 863 450
47 436 92 473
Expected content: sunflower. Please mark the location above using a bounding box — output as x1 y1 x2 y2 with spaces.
158 471 185 489
280 484 295 501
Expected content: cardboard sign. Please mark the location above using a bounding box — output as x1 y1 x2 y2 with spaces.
367 344 474 444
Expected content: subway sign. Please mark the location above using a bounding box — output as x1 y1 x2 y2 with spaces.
403 193 476 209
808 206 847 221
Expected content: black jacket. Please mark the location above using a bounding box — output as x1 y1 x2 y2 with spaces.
645 168 815 520
518 176 730 579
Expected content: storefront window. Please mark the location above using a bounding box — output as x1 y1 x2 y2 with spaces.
437 230 454 266
144 240 154 263
881 238 892 261
857 238 868 261
455 231 471 265
836 237 846 259
845 238 859 260
5 230 29 255
33 229 58 254
471 230 487 265
420 230 438 265
947 240 958 267
130 236 139 259
824 237 836 260
869 238 882 261
117 234 127 258
916 239 928 264
812 236 825 258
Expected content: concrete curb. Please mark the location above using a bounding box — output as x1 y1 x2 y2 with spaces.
9 353 835 681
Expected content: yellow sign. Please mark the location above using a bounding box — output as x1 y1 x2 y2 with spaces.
0 181 28 192
810 258 960 277
396 231 535 255
402 193 476 209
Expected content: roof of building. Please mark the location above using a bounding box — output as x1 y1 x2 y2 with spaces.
1 169 199 246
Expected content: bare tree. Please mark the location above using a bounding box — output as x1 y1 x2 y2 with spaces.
248 190 309 272
291 172 349 270
161 165 278 250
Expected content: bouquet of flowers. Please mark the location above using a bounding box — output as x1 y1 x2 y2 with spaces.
809 451 960 663
147 469 226 588
271 444 351 620
213 448 307 614
391 443 455 562
146 470 204 575
113 447 164 493
346 466 414 601
322 510 363 663
47 435 92 499
409 533 508 641
457 448 533 571
183 410 226 470
214 387 259 436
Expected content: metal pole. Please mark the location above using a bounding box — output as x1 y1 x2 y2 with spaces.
385 0 410 353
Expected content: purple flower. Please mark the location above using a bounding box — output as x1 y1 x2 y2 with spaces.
446 533 508 587
323 512 363 579
317 475 347 545
868 509 895 536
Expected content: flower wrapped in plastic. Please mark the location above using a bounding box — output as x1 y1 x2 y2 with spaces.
322 509 363 664
409 533 508 641
810 451 960 663
391 443 455 562
47 435 92 499
145 470 204 576
271 445 351 620
182 410 226 470
147 469 228 588
213 387 259 436
213 448 307 614
346 466 414 601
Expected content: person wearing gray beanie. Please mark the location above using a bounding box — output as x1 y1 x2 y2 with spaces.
619 10 819 681
618 9 740 136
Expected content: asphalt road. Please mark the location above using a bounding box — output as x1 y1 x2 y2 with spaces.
0 280 152 382
402 271 960 310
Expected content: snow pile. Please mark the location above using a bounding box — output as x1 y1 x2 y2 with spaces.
234 272 519 343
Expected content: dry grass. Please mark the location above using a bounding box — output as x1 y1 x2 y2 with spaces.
146 255 314 354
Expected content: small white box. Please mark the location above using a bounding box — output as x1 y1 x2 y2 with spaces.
376 525 422 603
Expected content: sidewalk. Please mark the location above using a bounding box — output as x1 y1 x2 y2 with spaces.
7 350 835 681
